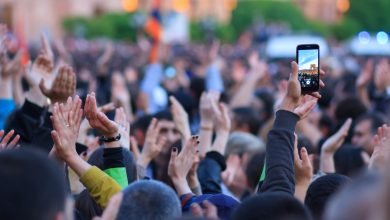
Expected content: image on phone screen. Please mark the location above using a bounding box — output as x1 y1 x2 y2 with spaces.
297 47 319 91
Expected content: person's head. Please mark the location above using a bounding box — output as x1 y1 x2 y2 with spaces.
222 132 265 198
232 192 312 220
304 174 350 220
334 144 370 177
232 107 262 135
116 180 181 220
0 149 68 220
245 151 265 191
324 172 384 220
154 110 181 155
132 114 153 146
334 97 367 123
352 112 386 154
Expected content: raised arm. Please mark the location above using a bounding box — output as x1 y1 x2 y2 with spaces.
320 118 352 173
258 61 323 195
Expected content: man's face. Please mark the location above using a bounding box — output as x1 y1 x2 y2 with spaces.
352 120 375 154
158 120 181 154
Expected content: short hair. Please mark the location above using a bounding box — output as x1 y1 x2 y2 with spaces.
245 151 266 190
334 144 367 177
117 180 181 220
154 110 174 122
355 112 387 134
225 131 265 157
0 148 67 220
232 192 312 220
305 174 350 219
233 107 263 135
132 114 153 133
334 97 367 122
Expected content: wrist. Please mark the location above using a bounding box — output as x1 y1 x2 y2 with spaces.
137 154 152 168
280 97 297 112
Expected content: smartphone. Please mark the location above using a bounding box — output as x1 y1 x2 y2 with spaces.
296 44 320 92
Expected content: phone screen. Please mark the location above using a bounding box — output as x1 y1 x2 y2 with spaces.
297 45 320 92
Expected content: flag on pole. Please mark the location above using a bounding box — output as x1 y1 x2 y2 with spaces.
144 0 161 63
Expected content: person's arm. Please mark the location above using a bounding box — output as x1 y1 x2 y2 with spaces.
258 61 322 195
356 59 373 108
229 53 267 108
51 95 122 208
206 63 224 93
293 134 313 202
198 91 219 158
369 124 390 171
136 118 165 179
320 118 352 173
197 151 226 194
168 136 200 196
170 96 191 144
140 63 164 114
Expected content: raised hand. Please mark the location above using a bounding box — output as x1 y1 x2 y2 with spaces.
280 61 323 119
320 118 352 173
0 50 22 79
114 107 130 150
191 200 219 220
0 130 20 150
170 96 191 141
369 124 390 170
200 92 217 124
293 133 313 202
137 118 166 168
374 58 390 92
168 136 200 195
210 102 231 155
40 33 54 63
40 65 76 104
50 96 83 161
84 93 118 137
357 59 373 89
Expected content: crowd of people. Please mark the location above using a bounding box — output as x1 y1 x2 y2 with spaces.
0 22 390 220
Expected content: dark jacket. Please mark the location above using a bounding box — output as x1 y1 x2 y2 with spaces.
257 110 299 195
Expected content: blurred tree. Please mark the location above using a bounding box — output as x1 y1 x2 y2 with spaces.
346 0 390 32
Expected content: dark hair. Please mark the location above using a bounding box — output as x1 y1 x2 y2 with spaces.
154 110 174 122
334 144 367 177
117 180 181 220
334 97 367 122
304 174 350 220
255 89 275 122
245 151 265 190
132 114 153 133
232 192 312 220
233 107 262 135
0 148 67 220
355 112 387 135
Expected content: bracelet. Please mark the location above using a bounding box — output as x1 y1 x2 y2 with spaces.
100 133 121 143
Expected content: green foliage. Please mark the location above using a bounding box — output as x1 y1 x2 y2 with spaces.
347 0 390 32
62 13 137 41
331 17 361 40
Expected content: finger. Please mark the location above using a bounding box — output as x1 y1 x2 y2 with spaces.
300 147 310 166
190 203 204 217
99 102 116 113
169 147 178 164
373 134 380 146
0 130 4 139
339 118 353 136
147 118 157 133
130 136 140 160
203 200 218 219
290 61 299 81
308 92 322 99
320 69 325 77
51 130 62 148
7 134 20 149
97 112 117 130
320 80 325 88
1 130 14 146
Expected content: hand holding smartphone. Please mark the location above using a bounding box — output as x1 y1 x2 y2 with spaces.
296 44 320 92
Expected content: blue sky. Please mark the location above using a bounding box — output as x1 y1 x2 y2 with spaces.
298 49 318 70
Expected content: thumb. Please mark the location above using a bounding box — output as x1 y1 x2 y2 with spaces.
290 61 299 81
39 78 50 97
